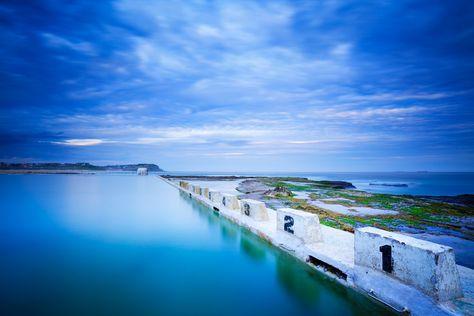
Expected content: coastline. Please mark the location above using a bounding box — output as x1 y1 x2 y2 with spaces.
164 175 474 269
0 170 96 174
162 176 474 315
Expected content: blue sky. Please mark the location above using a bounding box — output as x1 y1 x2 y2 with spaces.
0 0 473 172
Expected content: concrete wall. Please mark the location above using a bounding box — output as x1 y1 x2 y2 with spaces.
201 187 209 198
354 227 462 301
163 177 471 315
221 193 240 210
277 208 323 244
240 199 269 221
209 190 222 204
179 181 190 190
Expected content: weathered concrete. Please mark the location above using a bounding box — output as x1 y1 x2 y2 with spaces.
182 182 190 190
277 208 323 245
355 227 463 302
200 187 209 198
194 185 202 195
221 193 240 210
180 181 191 191
240 199 269 221
209 190 222 205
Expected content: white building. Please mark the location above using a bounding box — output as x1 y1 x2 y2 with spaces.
137 168 148 176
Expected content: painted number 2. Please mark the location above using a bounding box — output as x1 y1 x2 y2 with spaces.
284 215 294 234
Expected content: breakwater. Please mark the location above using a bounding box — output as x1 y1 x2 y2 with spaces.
161 177 474 316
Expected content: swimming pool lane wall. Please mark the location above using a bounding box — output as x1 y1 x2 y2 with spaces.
162 177 470 316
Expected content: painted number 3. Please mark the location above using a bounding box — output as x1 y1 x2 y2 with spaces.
284 215 294 234
243 204 250 216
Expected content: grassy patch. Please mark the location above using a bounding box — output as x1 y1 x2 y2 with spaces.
271 181 312 191
320 218 341 229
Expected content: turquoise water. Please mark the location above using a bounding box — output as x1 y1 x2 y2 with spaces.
0 174 393 315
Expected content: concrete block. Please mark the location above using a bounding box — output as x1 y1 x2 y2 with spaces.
221 193 240 210
277 208 323 244
240 199 269 221
193 185 202 195
209 190 222 204
354 227 462 301
200 187 209 198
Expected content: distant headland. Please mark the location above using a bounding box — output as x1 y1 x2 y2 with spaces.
0 162 163 174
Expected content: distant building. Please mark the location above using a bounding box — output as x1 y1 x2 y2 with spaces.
137 167 148 176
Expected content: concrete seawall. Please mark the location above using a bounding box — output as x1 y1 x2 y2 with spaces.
165 177 473 315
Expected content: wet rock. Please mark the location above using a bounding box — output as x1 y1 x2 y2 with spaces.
264 185 293 197
313 181 355 189
369 183 408 187
237 179 271 194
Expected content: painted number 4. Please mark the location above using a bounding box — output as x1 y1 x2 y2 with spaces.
284 215 294 234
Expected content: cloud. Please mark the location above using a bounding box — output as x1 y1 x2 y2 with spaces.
2 0 472 171
302 105 431 120
331 43 352 57
41 33 96 56
52 139 105 146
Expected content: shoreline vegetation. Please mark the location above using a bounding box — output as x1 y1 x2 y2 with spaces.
0 162 163 173
164 175 474 252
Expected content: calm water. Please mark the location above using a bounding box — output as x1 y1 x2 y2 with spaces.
166 171 474 196
0 174 393 315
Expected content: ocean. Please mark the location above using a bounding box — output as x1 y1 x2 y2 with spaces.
0 174 393 315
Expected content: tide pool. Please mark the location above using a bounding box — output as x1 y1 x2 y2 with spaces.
0 174 393 315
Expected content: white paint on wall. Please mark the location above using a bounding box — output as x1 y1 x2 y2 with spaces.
240 199 269 221
200 187 209 198
194 185 202 195
277 208 323 245
209 190 222 205
221 193 240 210
354 227 463 302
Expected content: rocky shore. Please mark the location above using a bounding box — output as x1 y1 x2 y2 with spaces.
163 175 474 268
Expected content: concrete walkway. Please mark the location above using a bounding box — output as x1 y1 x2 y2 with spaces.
161 177 474 316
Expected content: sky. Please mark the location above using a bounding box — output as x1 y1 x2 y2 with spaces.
0 0 473 172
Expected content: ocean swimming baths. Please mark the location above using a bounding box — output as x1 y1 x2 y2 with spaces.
0 174 393 315
170 177 474 315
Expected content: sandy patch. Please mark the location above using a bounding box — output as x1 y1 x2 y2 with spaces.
310 200 398 216
321 197 354 202
293 191 310 199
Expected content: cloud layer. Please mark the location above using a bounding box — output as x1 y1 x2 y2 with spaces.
0 0 473 171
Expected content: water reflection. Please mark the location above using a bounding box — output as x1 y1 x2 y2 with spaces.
178 186 396 316
0 175 395 316
240 235 267 262
275 252 322 306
